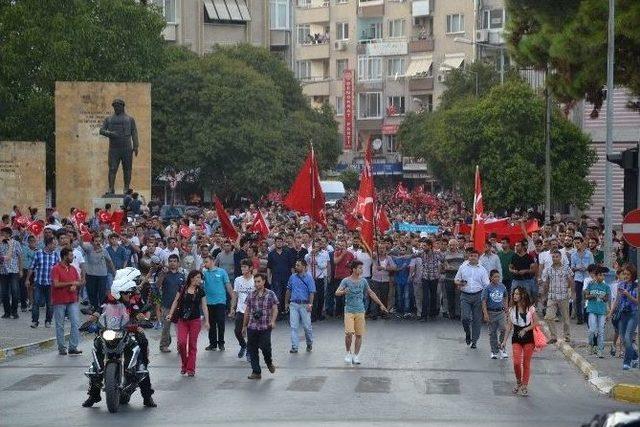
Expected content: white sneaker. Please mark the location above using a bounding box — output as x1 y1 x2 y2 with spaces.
490 353 498 359
344 353 352 364
500 349 509 359
352 354 361 365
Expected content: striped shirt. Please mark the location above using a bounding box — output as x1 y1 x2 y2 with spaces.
0 240 22 274
30 249 60 286
541 264 573 300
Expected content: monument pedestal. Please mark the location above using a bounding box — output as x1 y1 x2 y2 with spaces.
92 196 124 213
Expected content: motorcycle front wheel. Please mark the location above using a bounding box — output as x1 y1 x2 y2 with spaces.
105 362 121 413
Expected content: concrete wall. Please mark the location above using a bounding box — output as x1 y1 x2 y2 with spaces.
0 141 46 216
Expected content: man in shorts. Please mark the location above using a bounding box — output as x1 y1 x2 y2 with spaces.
335 260 388 365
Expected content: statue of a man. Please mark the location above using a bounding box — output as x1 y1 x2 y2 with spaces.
99 98 139 195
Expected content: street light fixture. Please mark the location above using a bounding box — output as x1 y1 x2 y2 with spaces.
453 37 505 85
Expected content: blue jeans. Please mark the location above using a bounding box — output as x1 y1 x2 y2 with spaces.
395 279 410 314
1 273 20 316
512 279 537 300
31 285 52 324
619 310 639 366
85 275 108 310
289 302 313 349
588 312 606 353
53 302 80 351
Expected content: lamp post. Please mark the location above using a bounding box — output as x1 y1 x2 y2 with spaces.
603 0 615 269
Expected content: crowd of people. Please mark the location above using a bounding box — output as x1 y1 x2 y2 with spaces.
0 186 636 403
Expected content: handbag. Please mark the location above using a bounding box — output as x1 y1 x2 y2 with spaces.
533 325 547 352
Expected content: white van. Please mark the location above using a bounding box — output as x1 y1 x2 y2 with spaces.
320 180 346 206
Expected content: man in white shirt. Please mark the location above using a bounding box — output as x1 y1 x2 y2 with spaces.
230 259 255 361
454 248 490 349
479 242 502 281
305 242 329 322
160 237 180 265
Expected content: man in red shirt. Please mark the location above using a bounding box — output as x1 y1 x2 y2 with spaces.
327 239 355 318
52 247 82 356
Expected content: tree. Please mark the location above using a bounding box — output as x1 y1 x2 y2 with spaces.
338 169 360 191
506 0 640 111
151 46 340 200
399 79 597 211
0 0 168 186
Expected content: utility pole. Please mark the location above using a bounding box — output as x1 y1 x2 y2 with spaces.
604 0 615 269
544 71 551 223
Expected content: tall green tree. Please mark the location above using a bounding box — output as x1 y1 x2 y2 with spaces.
506 0 640 110
0 0 167 186
151 45 340 200
399 79 596 211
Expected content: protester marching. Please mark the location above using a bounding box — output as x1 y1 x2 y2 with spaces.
0 142 633 401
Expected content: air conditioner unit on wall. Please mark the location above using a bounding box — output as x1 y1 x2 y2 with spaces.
476 29 489 43
334 41 347 51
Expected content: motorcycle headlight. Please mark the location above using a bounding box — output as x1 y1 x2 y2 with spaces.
102 330 118 341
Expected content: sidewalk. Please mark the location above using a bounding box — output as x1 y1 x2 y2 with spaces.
543 316 640 403
0 308 63 361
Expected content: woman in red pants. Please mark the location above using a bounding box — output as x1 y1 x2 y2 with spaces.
167 270 209 377
503 286 538 396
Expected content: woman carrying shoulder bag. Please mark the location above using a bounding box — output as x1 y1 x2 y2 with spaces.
167 270 209 377
503 286 539 396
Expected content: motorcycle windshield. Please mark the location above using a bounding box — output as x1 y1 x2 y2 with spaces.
101 304 130 330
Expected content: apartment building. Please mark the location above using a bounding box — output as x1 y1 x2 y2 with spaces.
149 0 294 63
292 0 506 185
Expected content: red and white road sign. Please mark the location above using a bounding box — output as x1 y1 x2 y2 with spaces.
622 209 640 248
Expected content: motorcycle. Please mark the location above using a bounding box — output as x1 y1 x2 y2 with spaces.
84 301 149 413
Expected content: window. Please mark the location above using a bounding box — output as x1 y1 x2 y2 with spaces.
386 135 398 152
297 0 311 6
270 0 289 30
336 22 349 40
297 24 310 44
335 96 344 115
482 9 504 30
295 60 311 80
446 14 464 34
361 21 383 40
387 58 405 77
358 92 382 119
357 55 382 81
336 59 348 79
387 19 405 38
151 0 176 23
335 0 348 3
387 96 405 115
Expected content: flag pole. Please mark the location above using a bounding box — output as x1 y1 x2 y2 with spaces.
310 141 317 287
471 165 478 244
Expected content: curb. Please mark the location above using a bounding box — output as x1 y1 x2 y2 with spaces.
0 333 68 363
539 320 636 402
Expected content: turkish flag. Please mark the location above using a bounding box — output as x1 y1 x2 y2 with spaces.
357 139 375 253
472 166 486 252
15 216 29 228
110 210 124 233
27 220 44 236
74 210 87 225
79 223 92 242
250 209 270 239
214 197 239 241
394 182 411 201
376 205 391 234
98 210 112 224
283 147 326 227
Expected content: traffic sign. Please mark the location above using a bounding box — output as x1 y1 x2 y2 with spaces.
622 209 640 248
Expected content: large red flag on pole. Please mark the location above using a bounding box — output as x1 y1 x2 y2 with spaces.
376 205 391 234
214 196 239 241
284 146 326 226
357 138 375 253
472 165 486 252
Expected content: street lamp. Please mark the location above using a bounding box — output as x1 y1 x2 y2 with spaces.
454 37 505 84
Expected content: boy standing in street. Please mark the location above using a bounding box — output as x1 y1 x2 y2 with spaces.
585 266 611 358
482 269 508 360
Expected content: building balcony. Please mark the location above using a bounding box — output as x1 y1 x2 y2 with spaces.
358 2 384 18
301 78 331 97
409 37 434 53
295 1 330 24
296 41 330 60
162 23 178 42
412 0 433 17
357 39 408 56
408 76 434 91
270 29 291 47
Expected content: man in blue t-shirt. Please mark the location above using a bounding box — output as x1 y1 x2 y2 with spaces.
202 256 232 351
157 254 185 353
482 269 508 359
335 260 388 365
285 260 315 353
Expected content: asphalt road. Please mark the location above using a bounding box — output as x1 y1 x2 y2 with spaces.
0 317 633 426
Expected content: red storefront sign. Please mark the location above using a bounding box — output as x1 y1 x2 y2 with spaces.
343 69 354 150
382 124 399 135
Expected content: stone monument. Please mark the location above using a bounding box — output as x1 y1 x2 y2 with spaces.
55 82 151 214
0 141 46 215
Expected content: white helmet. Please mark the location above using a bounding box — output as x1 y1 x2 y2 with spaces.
111 267 141 300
